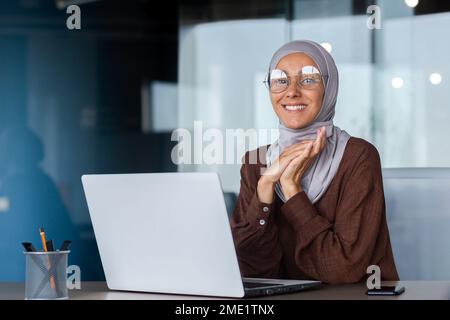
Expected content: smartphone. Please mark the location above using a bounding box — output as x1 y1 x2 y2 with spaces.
366 285 405 296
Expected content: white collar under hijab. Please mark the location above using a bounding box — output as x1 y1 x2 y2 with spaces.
266 40 351 204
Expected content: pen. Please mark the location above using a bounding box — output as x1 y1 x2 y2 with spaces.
59 240 72 251
22 242 37 252
39 227 56 289
46 240 55 252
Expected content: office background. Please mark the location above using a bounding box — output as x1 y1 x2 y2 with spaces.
1 0 450 281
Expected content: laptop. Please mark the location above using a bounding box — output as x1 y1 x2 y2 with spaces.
81 172 321 298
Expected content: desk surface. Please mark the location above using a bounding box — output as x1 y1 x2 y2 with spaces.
1 281 450 300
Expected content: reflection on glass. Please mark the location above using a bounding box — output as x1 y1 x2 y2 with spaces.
0 126 79 281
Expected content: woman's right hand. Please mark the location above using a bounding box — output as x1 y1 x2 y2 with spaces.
257 141 314 203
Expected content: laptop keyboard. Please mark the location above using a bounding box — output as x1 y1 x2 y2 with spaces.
243 281 282 289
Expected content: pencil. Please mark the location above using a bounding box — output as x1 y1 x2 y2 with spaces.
39 227 56 289
39 227 48 251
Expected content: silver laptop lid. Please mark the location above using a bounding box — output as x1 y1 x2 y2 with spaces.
82 172 245 298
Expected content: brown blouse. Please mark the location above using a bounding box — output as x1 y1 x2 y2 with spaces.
230 137 399 284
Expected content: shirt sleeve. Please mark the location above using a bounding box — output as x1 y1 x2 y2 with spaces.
230 153 283 278
279 145 387 284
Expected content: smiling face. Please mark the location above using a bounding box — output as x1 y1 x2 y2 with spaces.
270 53 325 129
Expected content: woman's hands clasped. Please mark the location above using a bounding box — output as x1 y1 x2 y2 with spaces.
257 126 327 203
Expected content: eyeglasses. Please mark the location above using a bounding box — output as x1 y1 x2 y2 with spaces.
263 66 328 93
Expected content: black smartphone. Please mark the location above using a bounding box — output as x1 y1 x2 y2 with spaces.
366 285 405 296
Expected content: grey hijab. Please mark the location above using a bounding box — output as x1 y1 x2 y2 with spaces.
266 40 351 204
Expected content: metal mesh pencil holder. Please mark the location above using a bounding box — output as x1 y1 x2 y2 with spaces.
24 250 70 300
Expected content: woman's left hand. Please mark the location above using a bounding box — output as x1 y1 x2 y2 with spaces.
279 126 327 201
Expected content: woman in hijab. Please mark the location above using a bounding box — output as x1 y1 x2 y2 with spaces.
231 40 399 284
